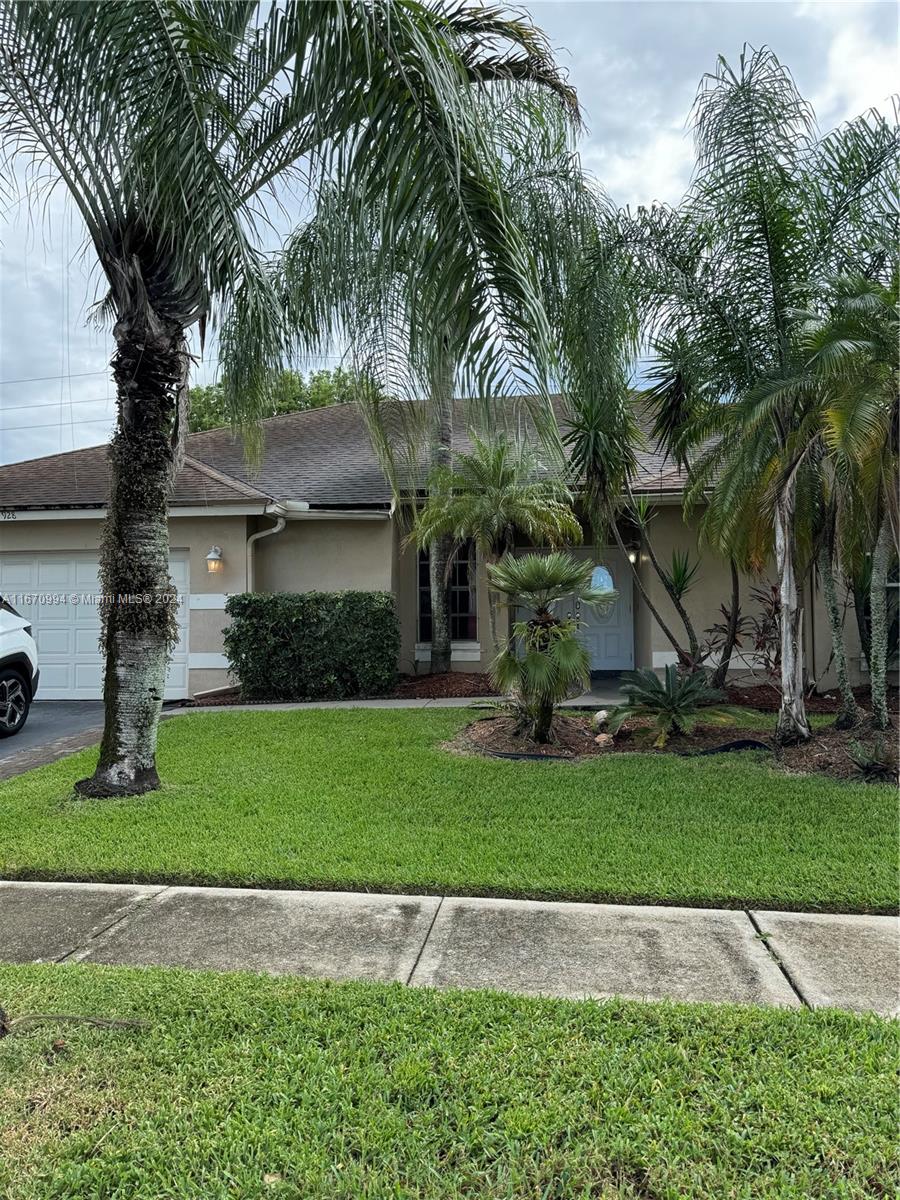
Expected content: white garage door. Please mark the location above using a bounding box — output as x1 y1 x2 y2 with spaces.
0 551 189 700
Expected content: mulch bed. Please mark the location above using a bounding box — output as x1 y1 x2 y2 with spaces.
726 682 899 714
181 672 497 707
451 713 898 783
391 672 498 699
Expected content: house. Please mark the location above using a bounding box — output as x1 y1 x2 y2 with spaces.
0 399 867 699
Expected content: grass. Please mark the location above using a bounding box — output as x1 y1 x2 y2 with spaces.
0 708 895 912
0 963 896 1199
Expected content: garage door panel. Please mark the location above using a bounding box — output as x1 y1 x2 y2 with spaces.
0 551 189 700
39 628 74 655
37 560 71 586
74 628 101 654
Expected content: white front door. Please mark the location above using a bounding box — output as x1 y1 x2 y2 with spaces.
572 550 634 671
0 551 189 699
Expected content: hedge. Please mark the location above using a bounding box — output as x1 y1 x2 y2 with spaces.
223 591 399 701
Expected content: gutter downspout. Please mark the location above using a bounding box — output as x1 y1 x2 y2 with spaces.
245 502 308 591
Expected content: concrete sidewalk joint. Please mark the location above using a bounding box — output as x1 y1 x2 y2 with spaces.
0 881 895 1015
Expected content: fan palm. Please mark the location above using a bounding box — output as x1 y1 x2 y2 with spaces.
488 551 614 742
412 434 583 651
0 0 573 794
604 47 898 744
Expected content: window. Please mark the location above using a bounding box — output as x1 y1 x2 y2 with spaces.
418 541 477 642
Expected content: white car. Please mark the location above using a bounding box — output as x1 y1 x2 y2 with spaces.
0 596 39 737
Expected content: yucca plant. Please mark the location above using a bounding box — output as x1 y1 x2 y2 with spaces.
607 666 740 748
488 552 614 743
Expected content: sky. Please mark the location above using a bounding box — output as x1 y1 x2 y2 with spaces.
0 0 895 466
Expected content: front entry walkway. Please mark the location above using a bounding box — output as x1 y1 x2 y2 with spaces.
1 881 895 1015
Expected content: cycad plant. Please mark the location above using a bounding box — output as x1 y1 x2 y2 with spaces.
607 666 739 748
488 552 614 742
412 434 583 651
0 0 572 793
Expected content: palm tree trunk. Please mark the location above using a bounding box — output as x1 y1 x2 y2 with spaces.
428 359 454 675
75 313 186 797
818 544 862 729
710 560 740 690
773 485 811 744
869 512 894 731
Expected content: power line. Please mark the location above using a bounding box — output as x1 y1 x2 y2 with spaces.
0 353 351 388
0 395 111 413
0 369 108 386
1 414 115 432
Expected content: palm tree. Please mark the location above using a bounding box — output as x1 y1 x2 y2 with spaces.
605 47 897 744
805 274 898 729
488 551 614 742
411 433 583 652
275 90 584 673
0 1 573 794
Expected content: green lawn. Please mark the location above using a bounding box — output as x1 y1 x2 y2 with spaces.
0 963 896 1199
1 709 895 911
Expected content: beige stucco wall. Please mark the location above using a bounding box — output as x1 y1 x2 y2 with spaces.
632 504 867 686
253 517 394 594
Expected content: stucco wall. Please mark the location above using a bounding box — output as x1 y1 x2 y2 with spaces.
633 505 867 686
253 517 394 594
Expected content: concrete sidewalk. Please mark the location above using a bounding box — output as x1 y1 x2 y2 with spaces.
1 881 895 1015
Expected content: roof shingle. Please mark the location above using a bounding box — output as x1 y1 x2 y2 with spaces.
0 397 689 511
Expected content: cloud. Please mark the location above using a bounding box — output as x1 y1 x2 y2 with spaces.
1 1 895 464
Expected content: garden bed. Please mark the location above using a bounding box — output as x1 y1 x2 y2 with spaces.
452 712 897 782
185 672 497 706
726 681 899 714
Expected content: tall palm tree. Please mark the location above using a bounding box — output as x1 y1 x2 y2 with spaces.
805 273 899 729
411 433 583 651
275 89 584 672
605 47 897 744
0 0 573 794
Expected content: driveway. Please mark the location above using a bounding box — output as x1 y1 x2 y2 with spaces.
0 700 105 780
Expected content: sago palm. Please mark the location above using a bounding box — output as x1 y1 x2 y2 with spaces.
0 0 572 793
412 434 583 650
488 552 614 742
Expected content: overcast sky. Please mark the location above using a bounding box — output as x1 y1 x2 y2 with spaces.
0 0 895 466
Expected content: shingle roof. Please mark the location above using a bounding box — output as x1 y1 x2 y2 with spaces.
0 444 271 510
0 396 689 511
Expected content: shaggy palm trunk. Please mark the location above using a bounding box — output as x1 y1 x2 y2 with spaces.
75 313 185 797
710 560 740 690
818 544 862 730
773 486 811 744
428 360 454 675
869 513 894 731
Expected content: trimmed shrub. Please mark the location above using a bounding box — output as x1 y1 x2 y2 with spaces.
223 591 399 701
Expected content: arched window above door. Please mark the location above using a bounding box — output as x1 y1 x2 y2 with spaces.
591 564 614 592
